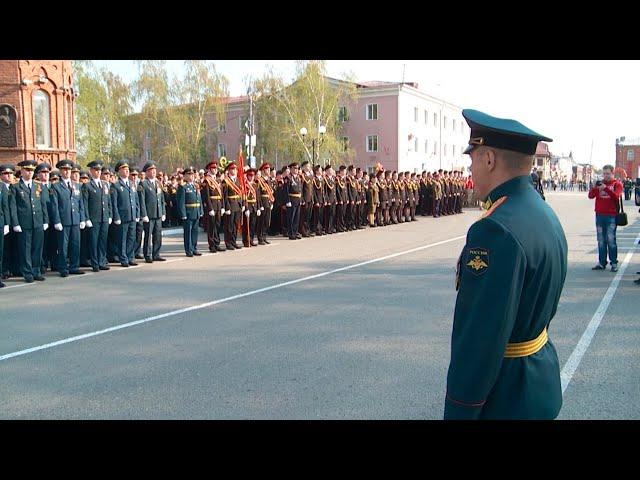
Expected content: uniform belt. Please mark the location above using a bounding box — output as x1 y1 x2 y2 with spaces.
209 196 222 199
228 195 240 199
260 195 271 198
247 199 257 203
289 193 301 197
504 328 548 358
185 203 201 208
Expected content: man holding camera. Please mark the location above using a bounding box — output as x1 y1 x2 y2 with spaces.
588 165 623 272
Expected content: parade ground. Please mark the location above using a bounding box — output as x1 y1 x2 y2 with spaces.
1 191 639 419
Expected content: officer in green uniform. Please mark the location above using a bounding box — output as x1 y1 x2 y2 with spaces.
177 166 203 257
445 109 568 420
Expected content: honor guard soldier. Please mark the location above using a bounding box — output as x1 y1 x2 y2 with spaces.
335 165 348 232
256 163 275 245
130 168 144 260
311 165 326 235
177 166 203 257
222 162 244 249
243 168 260 246
374 171 386 227
110 160 141 267
9 160 50 282
300 161 314 237
83 160 112 272
0 164 9 287
79 170 92 267
35 162 56 274
323 165 337 234
445 109 567 420
201 161 226 252
345 166 357 230
139 161 167 263
2 164 18 279
285 162 303 240
50 159 87 277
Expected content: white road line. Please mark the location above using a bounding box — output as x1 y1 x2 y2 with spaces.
3 282 36 290
0 234 466 362
560 231 640 394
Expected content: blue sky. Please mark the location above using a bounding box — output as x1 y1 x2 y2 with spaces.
92 60 640 168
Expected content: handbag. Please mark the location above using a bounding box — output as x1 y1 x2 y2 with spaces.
616 194 628 226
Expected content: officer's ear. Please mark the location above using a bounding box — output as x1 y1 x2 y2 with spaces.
482 148 497 173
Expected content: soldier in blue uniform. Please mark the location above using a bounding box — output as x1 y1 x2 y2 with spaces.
177 166 203 257
0 164 9 288
139 161 167 263
9 160 49 282
444 109 568 420
110 160 141 267
50 159 87 277
82 160 112 272
34 162 56 274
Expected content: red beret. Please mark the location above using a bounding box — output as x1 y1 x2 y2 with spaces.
259 163 271 170
205 161 219 170
225 162 237 172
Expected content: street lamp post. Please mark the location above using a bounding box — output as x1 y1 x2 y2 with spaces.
300 125 326 163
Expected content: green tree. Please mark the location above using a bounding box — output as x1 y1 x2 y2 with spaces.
251 60 359 170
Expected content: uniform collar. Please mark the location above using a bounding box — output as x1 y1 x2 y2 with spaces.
483 175 532 209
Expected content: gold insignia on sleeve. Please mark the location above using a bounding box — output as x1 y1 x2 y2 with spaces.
466 256 488 271
465 247 489 275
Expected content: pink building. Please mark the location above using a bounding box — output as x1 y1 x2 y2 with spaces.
205 78 470 173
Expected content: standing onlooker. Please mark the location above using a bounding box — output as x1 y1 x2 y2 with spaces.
588 165 623 272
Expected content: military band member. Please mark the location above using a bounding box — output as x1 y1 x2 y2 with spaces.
409 173 418 221
177 166 203 257
311 164 325 235
356 168 367 228
201 161 226 252
139 161 167 262
335 165 348 233
367 172 379 227
300 161 314 237
10 160 49 282
323 165 336 234
285 162 302 240
345 166 357 231
82 160 112 272
222 162 244 249
35 162 56 274
375 171 386 227
242 168 260 247
256 162 275 245
111 160 141 267
432 172 443 217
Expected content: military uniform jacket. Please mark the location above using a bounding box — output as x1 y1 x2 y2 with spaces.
245 181 260 213
40 183 56 226
312 176 326 205
82 178 112 223
139 178 166 220
391 180 400 202
346 176 358 203
201 175 224 213
223 177 244 213
358 178 367 204
177 182 203 220
324 176 336 205
335 176 348 204
378 179 388 207
111 177 140 224
301 172 313 204
433 180 442 200
285 174 303 207
256 176 275 209
9 179 49 229
0 182 9 228
445 175 568 420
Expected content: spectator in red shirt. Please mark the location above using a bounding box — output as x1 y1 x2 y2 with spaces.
588 165 623 272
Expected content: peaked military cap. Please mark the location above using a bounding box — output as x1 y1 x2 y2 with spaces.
56 159 74 170
34 162 51 174
101 166 114 175
71 163 81 172
205 161 218 170
259 163 271 171
288 162 299 168
80 170 90 179
142 161 157 172
130 167 140 175
225 162 237 172
246 168 256 175
114 160 130 171
183 166 196 174
87 160 104 170
0 163 15 174
49 169 60 179
462 109 552 155
18 159 38 170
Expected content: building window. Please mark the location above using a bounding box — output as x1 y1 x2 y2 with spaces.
424 110 428 124
537 158 544 167
338 106 349 122
628 150 635 161
366 104 378 120
218 122 226 133
217 143 227 158
424 140 428 153
433 141 438 155
433 112 438 127
414 137 419 152
239 116 247 131
444 116 448 130
366 135 378 152
341 136 349 152
414 107 419 122
33 90 51 148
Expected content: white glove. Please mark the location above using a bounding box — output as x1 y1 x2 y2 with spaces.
257 210 261 217
54 223 63 231
13 225 22 233
80 221 86 230
241 205 245 212
3 225 8 236
260 207 265 211
86 220 93 228
286 202 292 207
225 210 231 216
142 216 149 223
244 209 250 217
220 208 226 215
135 218 140 223
43 223 48 231
209 210 215 217
161 215 166 222
114 219 121 225
108 217 112 225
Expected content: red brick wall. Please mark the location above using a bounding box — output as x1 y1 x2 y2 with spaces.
616 144 640 179
0 60 76 167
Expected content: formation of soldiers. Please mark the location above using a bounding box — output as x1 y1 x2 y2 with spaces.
0 157 474 286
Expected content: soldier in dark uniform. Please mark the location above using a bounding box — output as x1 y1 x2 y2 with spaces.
256 163 274 245
82 160 112 272
381 171 391 225
104 167 119 263
9 160 49 282
299 161 313 237
176 166 203 257
409 173 418 221
201 161 226 252
323 165 336 234
222 162 244 250
110 160 141 267
139 161 167 262
242 168 260 247
311 164 326 235
273 169 287 237
35 162 56 274
432 172 442 217
1 164 18 280
50 159 87 277
345 166 357 230
335 165 348 232
129 168 144 260
285 162 303 240
374 171 385 226
0 164 9 288
357 168 367 228
445 109 567 420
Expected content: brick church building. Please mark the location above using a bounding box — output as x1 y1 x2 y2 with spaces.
0 60 76 166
